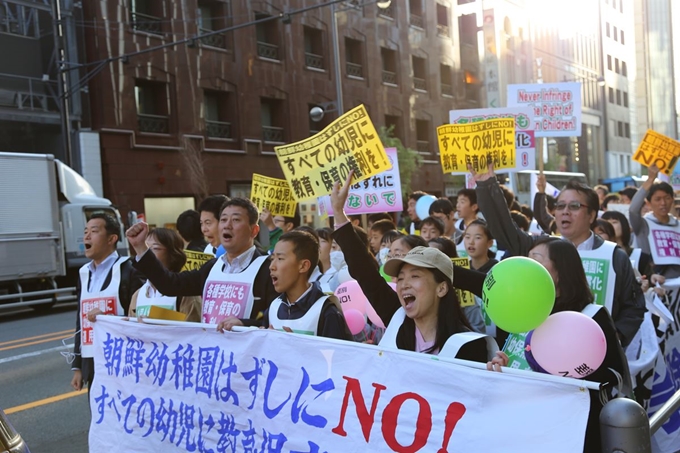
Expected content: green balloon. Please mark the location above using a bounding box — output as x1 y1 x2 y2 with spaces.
482 256 555 333
379 264 391 282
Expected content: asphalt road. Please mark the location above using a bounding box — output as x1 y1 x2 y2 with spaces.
0 303 89 453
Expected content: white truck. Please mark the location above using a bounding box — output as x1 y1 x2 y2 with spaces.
0 152 128 310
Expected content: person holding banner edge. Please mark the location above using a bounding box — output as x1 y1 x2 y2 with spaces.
331 171 499 363
472 162 645 348
126 198 278 325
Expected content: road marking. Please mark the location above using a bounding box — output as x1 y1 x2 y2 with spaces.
0 344 71 365
0 334 73 352
4 390 86 415
0 329 73 347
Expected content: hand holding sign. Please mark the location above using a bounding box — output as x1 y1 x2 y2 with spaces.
467 160 496 184
647 163 660 182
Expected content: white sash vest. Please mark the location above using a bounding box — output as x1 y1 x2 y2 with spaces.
134 281 177 317
268 294 329 335
78 256 127 358
579 240 617 312
201 255 268 324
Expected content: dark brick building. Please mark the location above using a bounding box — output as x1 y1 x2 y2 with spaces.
82 0 479 226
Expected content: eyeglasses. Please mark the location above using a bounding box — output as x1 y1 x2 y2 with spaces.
555 201 588 212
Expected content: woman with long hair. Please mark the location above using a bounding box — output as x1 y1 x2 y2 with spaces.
601 210 652 278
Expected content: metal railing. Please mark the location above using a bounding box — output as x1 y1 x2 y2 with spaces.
441 82 453 96
437 23 449 37
138 113 169 133
131 11 163 35
413 77 426 91
257 41 280 60
206 120 232 139
0 72 59 112
262 126 284 142
346 62 363 78
305 52 324 70
199 27 226 48
416 140 430 154
378 4 394 18
382 70 397 85
410 13 423 28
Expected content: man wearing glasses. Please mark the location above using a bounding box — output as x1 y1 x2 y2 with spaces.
472 165 644 348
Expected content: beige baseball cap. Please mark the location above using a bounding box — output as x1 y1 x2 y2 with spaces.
383 246 454 284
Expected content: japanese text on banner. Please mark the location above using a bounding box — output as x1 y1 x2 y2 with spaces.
275 105 390 201
182 251 213 272
319 147 402 216
451 258 476 308
437 119 516 175
89 317 590 453
633 130 680 176
250 174 297 217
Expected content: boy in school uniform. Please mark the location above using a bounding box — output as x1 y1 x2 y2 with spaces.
217 230 352 340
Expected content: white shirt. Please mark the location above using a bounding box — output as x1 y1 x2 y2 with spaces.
86 251 119 292
566 231 595 251
220 246 257 274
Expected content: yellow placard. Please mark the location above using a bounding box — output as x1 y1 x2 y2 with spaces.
437 118 516 174
274 104 390 201
182 250 213 272
451 257 477 308
633 129 680 176
148 305 187 321
250 174 297 217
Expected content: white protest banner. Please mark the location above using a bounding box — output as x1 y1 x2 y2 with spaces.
507 82 582 137
319 148 402 216
90 317 590 453
449 107 536 174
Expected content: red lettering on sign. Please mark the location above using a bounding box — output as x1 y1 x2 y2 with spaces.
331 376 387 441
437 402 467 453
381 392 432 453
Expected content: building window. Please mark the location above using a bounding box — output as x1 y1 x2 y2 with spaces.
625 122 630 138
615 58 620 74
622 61 627 77
260 98 285 143
617 121 623 137
409 0 424 28
204 90 232 139
436 4 449 37
612 0 616 8
416 119 430 154
0 3 40 38
440 64 453 96
613 26 617 42
130 0 164 35
385 115 402 142
198 1 230 49
345 37 364 78
616 89 621 105
621 30 625 44
607 55 612 71
608 87 614 103
378 2 395 19
255 12 280 60
606 22 610 37
135 81 169 133
381 47 398 85
412 56 427 91
303 26 324 70
623 91 629 107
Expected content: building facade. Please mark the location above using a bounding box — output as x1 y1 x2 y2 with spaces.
81 0 482 227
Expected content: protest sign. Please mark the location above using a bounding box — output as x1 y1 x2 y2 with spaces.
507 82 582 137
529 173 561 207
250 174 297 217
437 119 516 175
319 148 402 216
275 105 389 201
451 257 476 308
90 317 590 453
449 107 536 173
181 250 214 272
633 130 680 176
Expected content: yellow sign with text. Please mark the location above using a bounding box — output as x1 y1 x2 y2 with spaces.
275 105 390 201
633 129 680 176
451 257 476 308
250 174 297 217
437 118 516 174
182 250 213 272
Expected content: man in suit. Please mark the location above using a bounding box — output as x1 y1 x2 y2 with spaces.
127 198 278 323
71 213 144 392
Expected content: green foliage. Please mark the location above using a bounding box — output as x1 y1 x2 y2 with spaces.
378 125 423 195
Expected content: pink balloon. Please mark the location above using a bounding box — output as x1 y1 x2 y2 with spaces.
365 301 386 329
334 280 367 314
343 308 366 335
529 311 607 378
387 282 397 292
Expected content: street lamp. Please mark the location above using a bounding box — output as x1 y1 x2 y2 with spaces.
311 0 392 122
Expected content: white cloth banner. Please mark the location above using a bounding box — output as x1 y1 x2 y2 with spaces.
90 317 590 453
